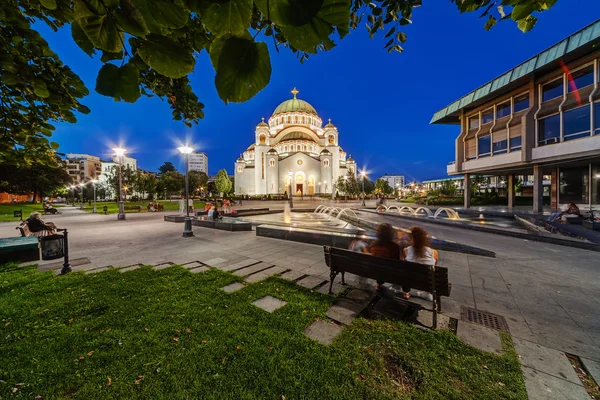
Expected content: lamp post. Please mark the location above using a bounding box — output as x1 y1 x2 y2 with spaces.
91 179 98 213
360 170 366 207
78 183 84 209
178 145 194 238
70 185 75 206
287 171 293 208
112 147 127 220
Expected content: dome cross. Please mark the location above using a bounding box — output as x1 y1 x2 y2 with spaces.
291 87 299 99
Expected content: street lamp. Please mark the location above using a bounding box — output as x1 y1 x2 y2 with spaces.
287 171 293 208
178 145 194 238
112 147 127 220
78 183 85 209
90 179 98 213
360 170 366 207
70 185 76 206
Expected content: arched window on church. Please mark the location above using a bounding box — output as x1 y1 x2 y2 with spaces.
323 159 329 167
259 134 266 144
269 159 275 167
284 145 288 152
237 166 243 173
303 145 307 151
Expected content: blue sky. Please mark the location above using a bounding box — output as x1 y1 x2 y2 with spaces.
42 1 600 180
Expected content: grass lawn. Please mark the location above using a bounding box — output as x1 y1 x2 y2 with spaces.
0 263 527 399
80 200 206 214
0 203 51 223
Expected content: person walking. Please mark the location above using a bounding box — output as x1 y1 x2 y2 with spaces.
178 196 185 215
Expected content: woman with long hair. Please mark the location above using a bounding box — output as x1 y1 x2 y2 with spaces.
402 226 438 299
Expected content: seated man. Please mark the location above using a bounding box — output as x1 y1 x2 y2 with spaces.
26 212 57 235
549 203 581 223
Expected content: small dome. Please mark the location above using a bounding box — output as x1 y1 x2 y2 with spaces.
258 117 268 127
272 89 318 117
324 118 335 129
320 149 331 155
347 156 355 162
247 144 255 151
236 154 244 162
279 131 316 143
267 148 278 154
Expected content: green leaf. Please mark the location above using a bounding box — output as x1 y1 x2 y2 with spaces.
194 0 252 35
254 0 323 27
114 3 149 37
95 62 141 102
279 0 349 53
517 15 537 33
100 50 123 62
484 15 497 31
33 79 50 98
78 14 124 52
136 35 195 78
147 0 188 28
71 20 96 56
40 0 57 10
3 72 18 86
131 0 164 34
79 0 105 15
213 36 271 103
77 104 92 114
396 31 407 43
511 3 536 21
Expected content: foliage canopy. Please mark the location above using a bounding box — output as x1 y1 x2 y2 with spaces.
1 0 558 164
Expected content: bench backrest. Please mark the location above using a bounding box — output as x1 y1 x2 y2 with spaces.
324 246 450 297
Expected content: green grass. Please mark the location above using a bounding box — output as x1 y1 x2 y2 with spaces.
0 203 50 223
0 263 527 399
80 200 206 214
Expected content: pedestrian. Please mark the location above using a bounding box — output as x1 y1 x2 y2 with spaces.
178 196 185 215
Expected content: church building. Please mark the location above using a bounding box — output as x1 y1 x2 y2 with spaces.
234 89 357 196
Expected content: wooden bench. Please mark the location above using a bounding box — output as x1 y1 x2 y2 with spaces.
16 222 50 237
0 237 40 263
323 246 451 329
124 205 142 212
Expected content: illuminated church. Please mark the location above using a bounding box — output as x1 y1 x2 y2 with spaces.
234 89 357 196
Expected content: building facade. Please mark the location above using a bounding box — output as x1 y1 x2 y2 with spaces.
431 19 600 211
188 152 208 174
380 175 405 191
234 89 356 196
65 153 102 184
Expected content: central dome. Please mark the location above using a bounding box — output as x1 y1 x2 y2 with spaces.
279 131 315 142
272 98 318 116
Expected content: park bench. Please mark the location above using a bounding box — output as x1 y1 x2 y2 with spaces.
124 205 142 212
16 221 50 237
323 246 451 329
0 237 39 263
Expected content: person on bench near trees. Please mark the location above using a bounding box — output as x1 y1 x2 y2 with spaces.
369 224 407 293
26 212 58 235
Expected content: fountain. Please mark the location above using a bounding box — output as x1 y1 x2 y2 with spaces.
433 207 460 219
283 202 292 223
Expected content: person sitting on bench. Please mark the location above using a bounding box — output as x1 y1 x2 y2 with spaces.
369 224 405 293
549 202 581 223
402 226 439 301
44 202 58 214
212 204 222 220
26 212 57 234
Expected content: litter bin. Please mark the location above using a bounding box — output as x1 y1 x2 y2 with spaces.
39 234 65 260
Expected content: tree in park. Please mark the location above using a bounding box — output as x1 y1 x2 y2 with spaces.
188 170 208 195
1 0 555 165
157 170 184 199
374 178 393 196
215 169 232 197
0 156 71 202
158 161 176 175
105 164 136 200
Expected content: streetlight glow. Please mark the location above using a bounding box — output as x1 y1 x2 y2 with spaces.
112 147 127 157
177 145 194 155
179 143 194 237
113 146 128 220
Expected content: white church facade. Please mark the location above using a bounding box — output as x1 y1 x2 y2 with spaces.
234 89 357 196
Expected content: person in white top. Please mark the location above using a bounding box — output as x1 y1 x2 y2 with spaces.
401 226 438 300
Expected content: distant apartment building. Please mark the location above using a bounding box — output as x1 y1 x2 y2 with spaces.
379 174 405 190
65 153 102 184
97 155 138 198
431 20 600 211
188 152 208 174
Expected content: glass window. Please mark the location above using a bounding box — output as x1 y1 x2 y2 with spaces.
482 109 493 125
563 105 591 141
496 101 511 119
514 94 529 113
538 114 561 146
478 135 491 156
560 166 589 204
510 136 522 151
493 140 507 154
469 116 479 130
542 78 564 102
568 65 594 92
594 102 600 135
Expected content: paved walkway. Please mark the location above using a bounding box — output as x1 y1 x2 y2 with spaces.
3 204 599 399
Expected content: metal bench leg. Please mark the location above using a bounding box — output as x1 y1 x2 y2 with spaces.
329 270 337 294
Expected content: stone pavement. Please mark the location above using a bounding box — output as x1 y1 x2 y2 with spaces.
2 204 600 398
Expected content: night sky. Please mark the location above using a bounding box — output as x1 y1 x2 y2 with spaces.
40 1 599 181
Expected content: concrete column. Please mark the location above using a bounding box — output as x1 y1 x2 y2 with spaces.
551 169 558 209
533 165 544 213
508 174 515 209
464 174 471 208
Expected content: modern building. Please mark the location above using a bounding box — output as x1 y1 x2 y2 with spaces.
431 19 600 211
380 175 405 191
188 152 208 174
234 89 357 196
422 175 551 196
65 153 102 184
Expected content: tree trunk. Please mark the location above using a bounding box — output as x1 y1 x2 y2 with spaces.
31 187 37 203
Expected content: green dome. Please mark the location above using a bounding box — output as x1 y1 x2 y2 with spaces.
279 131 315 143
272 99 318 116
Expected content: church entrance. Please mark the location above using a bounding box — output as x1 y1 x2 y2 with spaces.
296 184 303 195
